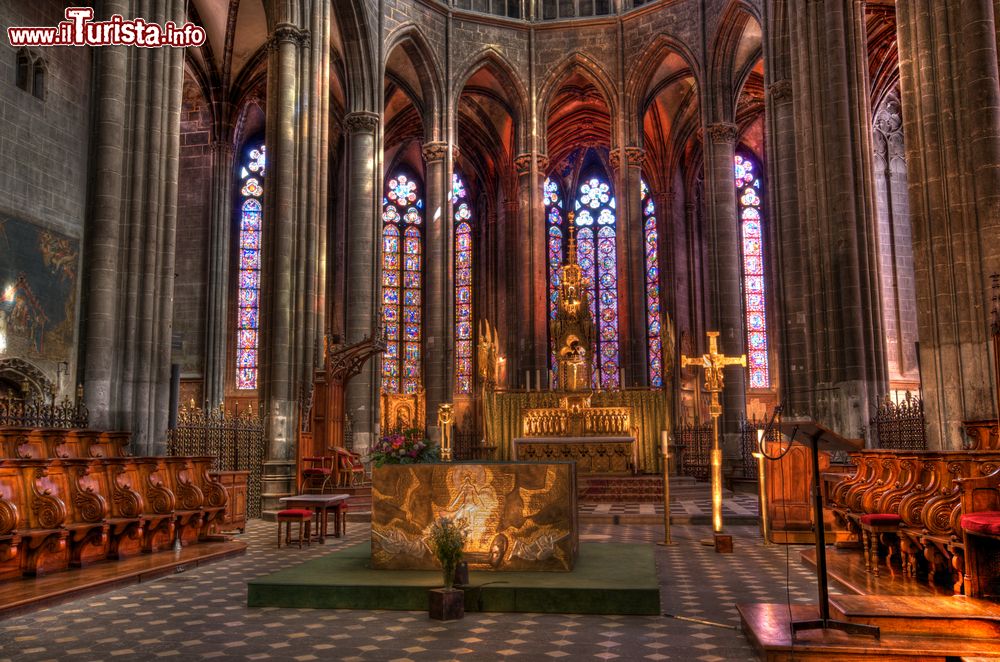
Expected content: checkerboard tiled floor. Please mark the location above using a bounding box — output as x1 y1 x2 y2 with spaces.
578 491 760 517
0 516 836 662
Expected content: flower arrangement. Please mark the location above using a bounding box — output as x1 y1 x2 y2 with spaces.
429 516 467 589
368 428 439 467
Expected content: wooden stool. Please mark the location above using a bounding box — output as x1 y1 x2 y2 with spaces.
858 513 902 576
276 509 313 549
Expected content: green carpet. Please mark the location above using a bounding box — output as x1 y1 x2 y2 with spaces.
247 542 660 615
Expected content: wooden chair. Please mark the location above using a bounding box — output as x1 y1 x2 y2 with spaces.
276 509 312 549
302 456 334 494
333 447 366 487
957 467 1000 598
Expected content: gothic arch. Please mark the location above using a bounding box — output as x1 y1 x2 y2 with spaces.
624 35 703 147
453 47 529 154
708 0 763 122
384 24 445 141
538 52 619 151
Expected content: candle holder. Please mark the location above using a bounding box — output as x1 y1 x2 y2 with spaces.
657 431 675 546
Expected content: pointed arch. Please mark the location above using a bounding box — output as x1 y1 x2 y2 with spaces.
384 23 445 140
332 0 378 113
453 47 529 153
538 52 619 150
624 35 703 146
708 0 763 121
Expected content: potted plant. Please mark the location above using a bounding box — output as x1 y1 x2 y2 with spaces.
427 516 467 620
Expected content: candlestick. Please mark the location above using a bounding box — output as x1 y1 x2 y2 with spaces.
536 369 541 392
525 370 530 391
660 430 669 458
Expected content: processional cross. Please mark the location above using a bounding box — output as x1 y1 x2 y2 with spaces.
681 331 746 534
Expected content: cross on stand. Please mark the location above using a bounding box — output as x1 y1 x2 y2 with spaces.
681 331 746 534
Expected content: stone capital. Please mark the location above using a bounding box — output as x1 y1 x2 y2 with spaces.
706 122 738 144
767 79 793 102
210 139 234 156
343 111 379 135
421 141 449 163
624 146 645 167
271 23 302 46
608 149 623 174
513 153 547 176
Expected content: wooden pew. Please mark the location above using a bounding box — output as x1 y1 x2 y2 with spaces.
957 466 1000 597
189 457 227 540
160 457 204 546
91 457 146 559
1 459 69 576
131 457 177 553
43 459 110 567
0 464 22 580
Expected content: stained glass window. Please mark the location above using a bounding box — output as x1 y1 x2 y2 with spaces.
382 174 424 394
641 179 663 387
735 154 770 389
236 144 265 390
574 175 620 389
544 177 564 384
452 173 474 395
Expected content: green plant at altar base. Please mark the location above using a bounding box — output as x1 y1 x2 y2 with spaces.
368 427 439 467
429 516 467 589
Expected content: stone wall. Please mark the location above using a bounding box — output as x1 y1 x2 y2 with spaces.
0 0 91 397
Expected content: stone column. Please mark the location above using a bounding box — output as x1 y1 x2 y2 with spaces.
422 141 450 426
501 197 520 382
83 0 128 431
82 0 184 454
763 76 811 416
896 0 1000 448
622 147 647 387
785 0 886 438
203 139 234 409
343 111 381 451
512 154 549 385
703 122 747 457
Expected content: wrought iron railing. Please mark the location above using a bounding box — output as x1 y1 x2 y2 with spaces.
167 401 266 519
674 422 712 480
0 388 88 428
870 392 927 450
454 430 496 461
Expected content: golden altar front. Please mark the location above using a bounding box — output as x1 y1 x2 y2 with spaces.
371 462 578 572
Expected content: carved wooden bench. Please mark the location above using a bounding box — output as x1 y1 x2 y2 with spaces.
957 466 1000 598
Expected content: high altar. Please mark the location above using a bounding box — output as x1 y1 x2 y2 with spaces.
494 226 670 475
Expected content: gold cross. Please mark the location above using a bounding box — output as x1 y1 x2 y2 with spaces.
681 331 746 417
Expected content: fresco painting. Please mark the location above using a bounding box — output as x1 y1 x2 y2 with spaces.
0 216 79 363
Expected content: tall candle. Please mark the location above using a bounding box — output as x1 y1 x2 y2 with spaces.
525 371 530 391
660 430 669 456
619 368 625 388
536 369 541 391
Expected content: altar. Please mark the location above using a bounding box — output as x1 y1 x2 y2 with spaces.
482 224 668 475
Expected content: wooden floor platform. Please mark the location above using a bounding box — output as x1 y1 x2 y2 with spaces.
0 539 247 619
738 545 1000 660
738 602 1000 661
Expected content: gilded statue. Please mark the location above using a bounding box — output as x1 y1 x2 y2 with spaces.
551 221 596 393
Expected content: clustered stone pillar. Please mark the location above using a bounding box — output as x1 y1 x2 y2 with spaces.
422 141 451 432
782 0 887 438
203 139 234 410
620 147 648 387
259 1 331 509
896 0 1000 448
343 111 381 452
82 0 185 454
702 122 747 456
513 154 548 385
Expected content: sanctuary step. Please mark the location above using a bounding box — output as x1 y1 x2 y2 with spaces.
738 602 1000 661
800 546 955 598
578 474 703 503
828 595 1000 639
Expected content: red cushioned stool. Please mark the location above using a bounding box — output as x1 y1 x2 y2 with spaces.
276 509 313 549
859 513 902 577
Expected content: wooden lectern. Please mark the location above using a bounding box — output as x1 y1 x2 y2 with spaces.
777 419 880 640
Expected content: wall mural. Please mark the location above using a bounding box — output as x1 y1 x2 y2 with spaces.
0 215 79 365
